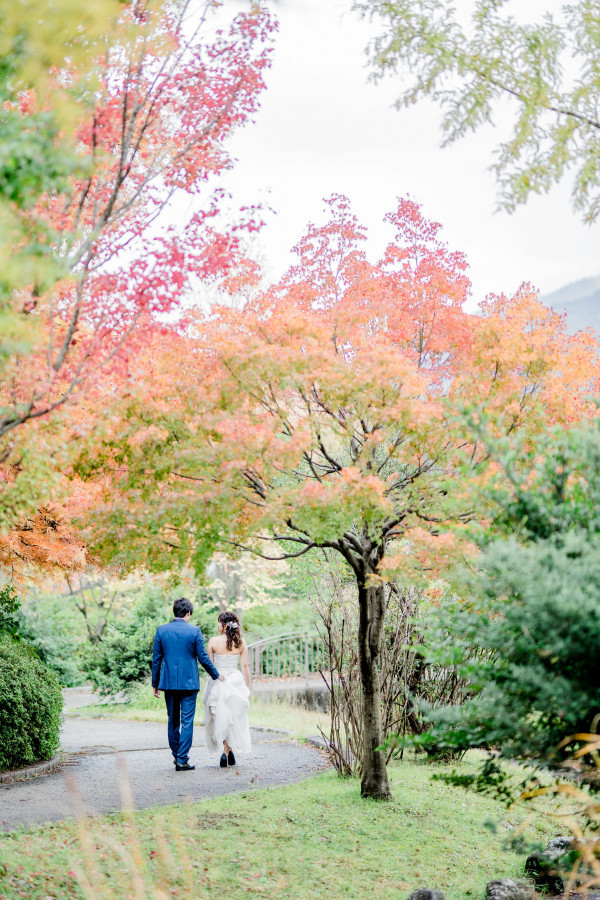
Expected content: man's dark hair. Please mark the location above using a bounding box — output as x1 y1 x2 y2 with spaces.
173 597 193 618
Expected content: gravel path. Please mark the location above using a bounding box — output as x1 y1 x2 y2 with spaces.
0 718 327 831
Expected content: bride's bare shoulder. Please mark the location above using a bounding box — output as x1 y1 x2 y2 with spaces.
211 635 227 651
208 634 223 646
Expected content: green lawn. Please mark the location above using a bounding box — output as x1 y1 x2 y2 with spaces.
0 758 561 900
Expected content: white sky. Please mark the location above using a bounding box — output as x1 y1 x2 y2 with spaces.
213 0 600 309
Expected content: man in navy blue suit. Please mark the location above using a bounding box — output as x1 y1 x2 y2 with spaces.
152 597 223 771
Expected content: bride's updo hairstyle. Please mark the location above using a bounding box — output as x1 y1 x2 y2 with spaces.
219 611 242 651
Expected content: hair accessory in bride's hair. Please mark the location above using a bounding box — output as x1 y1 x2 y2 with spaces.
227 622 239 630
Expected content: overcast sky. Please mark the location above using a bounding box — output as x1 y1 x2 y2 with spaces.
213 0 600 309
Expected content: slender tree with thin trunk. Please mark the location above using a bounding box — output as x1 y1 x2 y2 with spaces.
77 195 599 799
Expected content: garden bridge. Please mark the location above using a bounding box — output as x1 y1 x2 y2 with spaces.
247 630 325 680
247 631 329 710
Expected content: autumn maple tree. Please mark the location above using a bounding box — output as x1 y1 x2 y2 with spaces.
76 195 599 799
0 0 274 574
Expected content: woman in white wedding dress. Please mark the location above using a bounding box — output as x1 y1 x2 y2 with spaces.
203 611 252 767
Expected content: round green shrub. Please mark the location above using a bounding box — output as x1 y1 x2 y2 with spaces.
0 636 63 771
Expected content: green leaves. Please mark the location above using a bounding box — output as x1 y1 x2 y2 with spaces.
0 634 62 770
0 583 20 638
0 109 72 209
358 0 600 221
485 422 600 542
413 423 600 767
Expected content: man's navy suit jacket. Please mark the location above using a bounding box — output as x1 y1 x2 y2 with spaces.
152 618 219 691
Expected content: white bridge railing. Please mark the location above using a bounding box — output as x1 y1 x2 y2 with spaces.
247 631 325 681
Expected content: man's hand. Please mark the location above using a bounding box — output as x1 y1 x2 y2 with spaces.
153 687 161 698
218 675 225 682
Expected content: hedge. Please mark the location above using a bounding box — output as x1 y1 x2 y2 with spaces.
0 636 63 771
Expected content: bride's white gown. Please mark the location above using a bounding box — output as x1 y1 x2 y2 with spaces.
203 653 252 755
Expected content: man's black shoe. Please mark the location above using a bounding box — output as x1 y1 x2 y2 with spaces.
175 763 195 771
220 753 228 768
227 750 236 766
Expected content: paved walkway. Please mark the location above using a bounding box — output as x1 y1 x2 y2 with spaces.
0 718 326 831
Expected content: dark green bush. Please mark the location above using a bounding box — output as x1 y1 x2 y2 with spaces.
418 533 600 763
410 423 600 772
0 635 63 771
84 613 161 697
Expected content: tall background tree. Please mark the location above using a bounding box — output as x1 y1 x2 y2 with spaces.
74 196 599 799
0 0 126 576
0 0 274 575
356 0 600 221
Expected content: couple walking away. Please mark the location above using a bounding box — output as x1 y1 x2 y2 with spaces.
152 598 252 771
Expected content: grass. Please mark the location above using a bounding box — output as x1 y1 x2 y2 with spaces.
64 687 330 739
65 700 168 724
0 756 562 900
246 697 329 739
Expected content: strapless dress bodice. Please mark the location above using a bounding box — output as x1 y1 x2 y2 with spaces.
214 653 241 675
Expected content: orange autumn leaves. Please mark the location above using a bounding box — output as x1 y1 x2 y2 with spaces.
0 505 86 582
464 287 599 428
75 196 600 578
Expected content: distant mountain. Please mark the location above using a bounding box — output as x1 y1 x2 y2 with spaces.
542 275 600 334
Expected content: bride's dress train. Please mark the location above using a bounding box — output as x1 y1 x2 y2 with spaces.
203 653 251 755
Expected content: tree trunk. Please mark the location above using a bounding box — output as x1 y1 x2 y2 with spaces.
357 576 391 800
